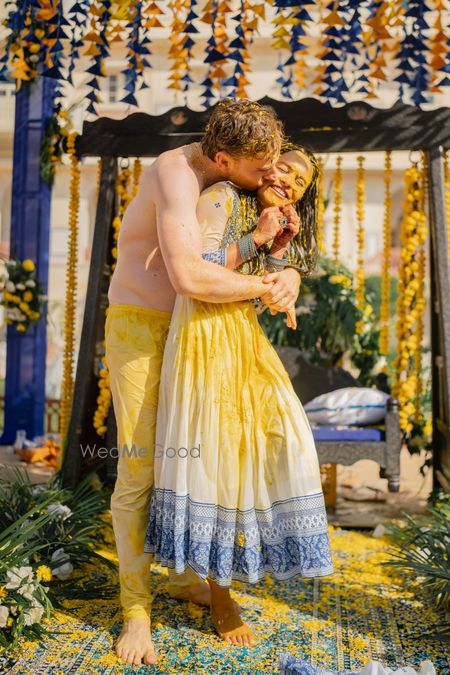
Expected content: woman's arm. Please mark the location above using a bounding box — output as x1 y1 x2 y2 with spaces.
199 183 282 270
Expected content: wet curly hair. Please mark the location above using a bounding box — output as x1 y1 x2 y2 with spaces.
201 99 284 162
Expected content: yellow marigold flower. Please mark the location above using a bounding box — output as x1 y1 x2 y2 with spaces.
16 324 26 332
6 617 13 628
19 302 30 313
36 565 53 582
0 586 7 598
22 259 35 272
23 291 33 302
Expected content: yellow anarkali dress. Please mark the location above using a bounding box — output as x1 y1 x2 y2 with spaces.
144 182 333 586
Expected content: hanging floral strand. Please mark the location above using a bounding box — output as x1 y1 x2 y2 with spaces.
414 150 428 422
316 156 326 254
132 157 142 197
392 162 428 433
379 150 392 358
332 155 342 261
60 131 80 442
355 155 366 335
444 149 450 259
96 157 102 200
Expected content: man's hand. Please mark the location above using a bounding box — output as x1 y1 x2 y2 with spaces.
260 267 301 311
269 204 300 256
252 207 283 247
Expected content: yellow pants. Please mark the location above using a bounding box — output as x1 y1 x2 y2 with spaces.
104 303 201 622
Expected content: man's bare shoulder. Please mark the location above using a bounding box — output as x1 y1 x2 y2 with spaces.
141 145 198 192
152 145 195 173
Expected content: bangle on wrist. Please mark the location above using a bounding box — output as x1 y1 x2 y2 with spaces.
238 232 258 262
264 254 287 272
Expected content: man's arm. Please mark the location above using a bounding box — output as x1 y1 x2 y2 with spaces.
153 160 271 302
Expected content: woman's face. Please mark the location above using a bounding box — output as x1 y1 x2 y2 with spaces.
257 150 314 208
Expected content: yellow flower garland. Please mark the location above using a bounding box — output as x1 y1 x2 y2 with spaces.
414 152 427 424
93 160 141 437
332 155 342 261
444 149 450 259
392 162 428 433
355 156 366 335
132 158 142 198
60 131 80 442
96 157 102 200
379 150 392 356
316 157 326 254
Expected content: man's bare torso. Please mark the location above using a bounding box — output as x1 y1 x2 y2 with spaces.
108 144 204 312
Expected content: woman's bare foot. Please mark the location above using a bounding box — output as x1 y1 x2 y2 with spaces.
168 580 211 606
168 580 241 613
208 579 256 647
115 617 157 666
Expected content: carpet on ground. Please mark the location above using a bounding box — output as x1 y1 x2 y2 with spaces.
0 526 446 675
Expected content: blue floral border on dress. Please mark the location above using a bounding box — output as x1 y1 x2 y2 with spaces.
144 488 334 587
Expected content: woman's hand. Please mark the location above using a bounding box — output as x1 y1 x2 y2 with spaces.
252 207 284 247
269 204 300 257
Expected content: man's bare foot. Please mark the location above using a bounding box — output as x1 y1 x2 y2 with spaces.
115 617 157 666
208 579 256 647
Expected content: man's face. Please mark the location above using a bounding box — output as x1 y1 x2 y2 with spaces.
257 150 314 208
216 151 278 190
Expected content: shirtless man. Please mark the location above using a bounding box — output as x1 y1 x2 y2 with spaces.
105 99 303 667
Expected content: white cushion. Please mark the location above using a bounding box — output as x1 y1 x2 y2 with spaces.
304 387 390 426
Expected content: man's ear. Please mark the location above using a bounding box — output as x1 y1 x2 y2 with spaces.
215 150 232 173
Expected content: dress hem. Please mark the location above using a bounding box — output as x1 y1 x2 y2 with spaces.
145 550 334 588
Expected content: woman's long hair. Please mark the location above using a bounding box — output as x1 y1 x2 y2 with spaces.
281 142 320 276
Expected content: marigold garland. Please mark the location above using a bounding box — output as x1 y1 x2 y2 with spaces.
355 156 366 335
414 151 428 424
444 149 450 259
392 162 428 433
379 150 392 357
332 155 342 262
316 156 325 254
93 161 133 437
60 131 80 442
132 157 142 198
96 157 102 200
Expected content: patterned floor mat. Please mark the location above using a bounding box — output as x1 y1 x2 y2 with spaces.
0 526 448 675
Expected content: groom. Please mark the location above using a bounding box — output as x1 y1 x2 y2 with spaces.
105 99 303 666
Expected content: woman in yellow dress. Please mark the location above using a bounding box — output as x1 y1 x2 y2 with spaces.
145 144 334 645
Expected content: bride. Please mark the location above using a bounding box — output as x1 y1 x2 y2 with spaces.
145 143 334 646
